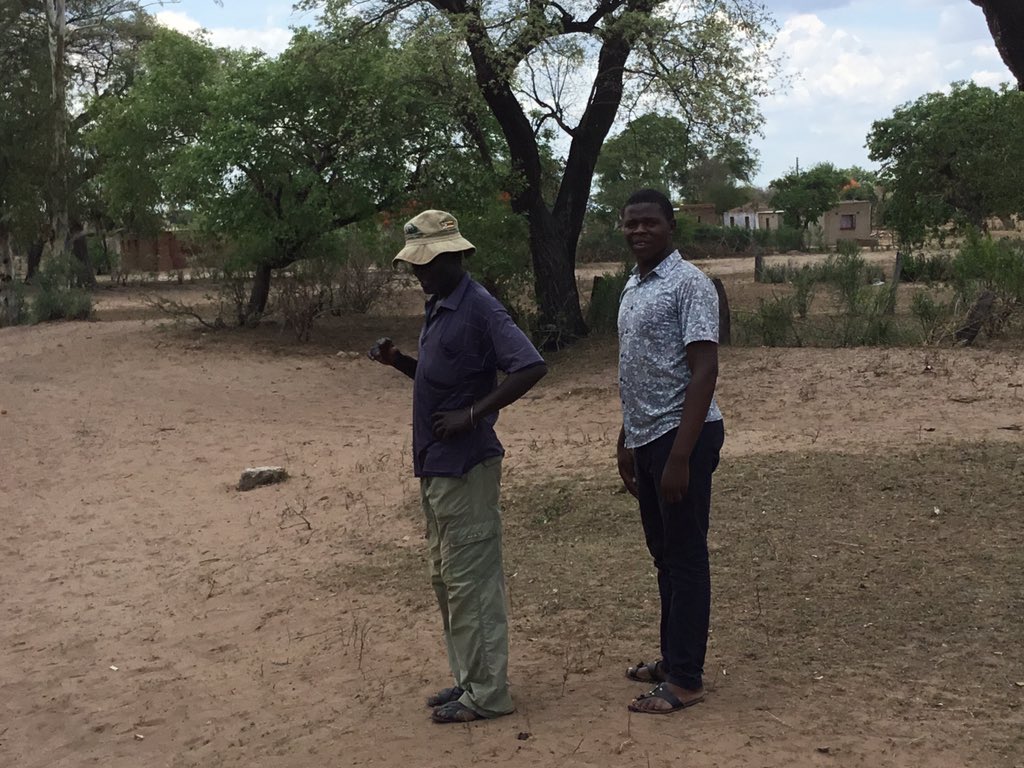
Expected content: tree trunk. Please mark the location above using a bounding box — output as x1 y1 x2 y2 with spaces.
25 240 44 283
956 290 996 345
527 205 587 347
753 247 765 282
712 277 731 345
45 0 70 259
70 222 97 287
886 249 904 316
972 0 1024 89
456 6 638 346
0 227 16 326
246 262 273 325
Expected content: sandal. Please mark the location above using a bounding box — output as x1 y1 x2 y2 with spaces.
625 660 666 684
426 686 464 708
431 701 482 724
628 682 705 715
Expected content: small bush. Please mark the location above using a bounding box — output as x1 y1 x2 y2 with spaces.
771 225 805 252
276 258 334 342
949 231 1024 340
760 262 794 284
953 231 1024 303
332 251 395 315
910 290 956 343
737 295 800 347
835 239 861 258
32 254 92 322
900 252 955 283
790 268 817 319
0 280 30 327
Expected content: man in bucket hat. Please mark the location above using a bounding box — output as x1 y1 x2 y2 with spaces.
369 209 547 723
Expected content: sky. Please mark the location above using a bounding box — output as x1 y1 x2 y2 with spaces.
157 0 1014 187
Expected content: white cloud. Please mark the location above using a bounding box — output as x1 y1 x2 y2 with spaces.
750 7 1015 183
155 10 202 35
155 10 292 56
205 26 292 55
970 70 1009 89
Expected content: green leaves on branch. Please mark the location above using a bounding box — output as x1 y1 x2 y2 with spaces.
867 82 1024 245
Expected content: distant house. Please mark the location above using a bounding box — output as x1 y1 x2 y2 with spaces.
722 200 874 246
115 231 193 272
676 203 717 226
723 206 759 230
818 199 872 245
757 210 785 232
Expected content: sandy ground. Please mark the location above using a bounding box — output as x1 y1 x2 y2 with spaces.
1 266 1023 768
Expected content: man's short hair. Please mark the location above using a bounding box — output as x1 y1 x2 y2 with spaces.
624 189 675 224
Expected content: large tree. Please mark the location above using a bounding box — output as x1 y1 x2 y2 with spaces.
92 23 508 320
867 81 1024 245
309 0 778 344
971 0 1024 89
0 0 152 287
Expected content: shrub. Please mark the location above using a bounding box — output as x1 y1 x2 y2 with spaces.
771 225 805 252
736 295 799 347
900 252 955 283
32 254 92 322
0 280 29 327
949 231 1024 340
953 231 1024 303
835 239 861 258
790 268 817 319
910 290 956 343
276 258 335 342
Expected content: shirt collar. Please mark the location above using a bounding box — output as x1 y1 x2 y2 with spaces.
631 249 681 281
428 271 472 313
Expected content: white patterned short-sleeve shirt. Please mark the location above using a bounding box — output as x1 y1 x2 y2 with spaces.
618 250 723 450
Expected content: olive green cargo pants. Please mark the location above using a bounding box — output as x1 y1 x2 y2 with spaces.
420 457 514 718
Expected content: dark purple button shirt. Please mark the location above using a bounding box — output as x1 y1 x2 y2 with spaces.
413 273 544 478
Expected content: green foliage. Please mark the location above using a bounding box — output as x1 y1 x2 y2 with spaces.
586 266 631 334
577 216 624 263
593 115 692 211
773 225 805 252
0 280 30 327
743 295 800 347
93 22 506 321
769 163 848 231
952 231 1024 303
32 255 93 323
910 291 955 343
900 252 955 283
868 82 1024 245
737 251 900 347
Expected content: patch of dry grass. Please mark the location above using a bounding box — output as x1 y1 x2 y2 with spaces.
337 444 1024 763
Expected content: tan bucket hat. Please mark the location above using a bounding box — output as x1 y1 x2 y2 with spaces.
393 209 476 266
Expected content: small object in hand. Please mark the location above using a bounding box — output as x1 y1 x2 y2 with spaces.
369 336 392 362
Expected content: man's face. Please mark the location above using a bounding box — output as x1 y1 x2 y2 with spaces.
412 259 444 295
621 202 675 261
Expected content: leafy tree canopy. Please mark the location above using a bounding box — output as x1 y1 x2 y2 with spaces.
301 0 780 343
769 162 849 231
867 81 1024 244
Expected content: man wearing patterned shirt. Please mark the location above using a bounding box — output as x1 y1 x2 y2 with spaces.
616 189 725 715
369 210 547 724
